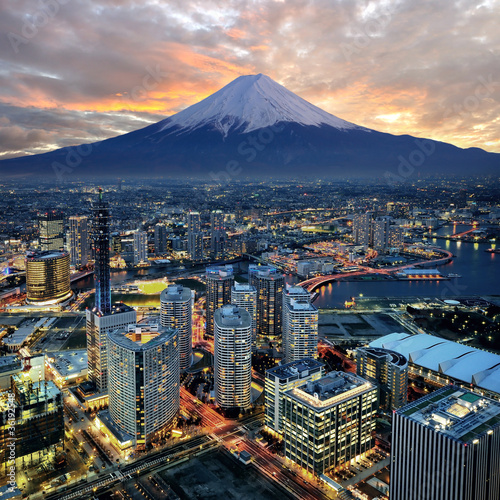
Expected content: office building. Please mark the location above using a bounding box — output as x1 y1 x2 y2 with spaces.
391 386 500 500
68 215 89 268
205 265 234 338
283 298 318 363
265 358 324 434
25 250 72 305
282 372 377 474
356 346 408 410
249 264 285 338
107 323 180 448
210 210 225 259
87 190 136 394
231 283 257 351
160 284 192 371
214 305 252 410
38 210 64 251
0 374 63 466
133 230 148 264
187 211 203 260
154 223 167 255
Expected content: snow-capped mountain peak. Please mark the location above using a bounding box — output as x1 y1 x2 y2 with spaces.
155 73 360 137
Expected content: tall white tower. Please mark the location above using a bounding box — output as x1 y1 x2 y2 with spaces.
231 283 257 351
283 298 318 363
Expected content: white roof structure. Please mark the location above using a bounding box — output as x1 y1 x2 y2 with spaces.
370 333 500 395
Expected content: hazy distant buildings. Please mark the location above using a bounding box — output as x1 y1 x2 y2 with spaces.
249 264 285 338
283 372 377 474
391 386 500 500
356 346 408 410
210 210 225 259
231 283 257 351
133 230 148 264
214 305 252 410
187 211 203 260
265 358 324 434
25 250 72 305
160 284 192 371
106 323 179 449
38 210 64 251
68 215 89 267
205 265 234 338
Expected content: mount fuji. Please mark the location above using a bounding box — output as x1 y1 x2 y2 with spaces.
1 73 498 179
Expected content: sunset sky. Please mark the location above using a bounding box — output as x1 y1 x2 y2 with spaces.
1 0 499 159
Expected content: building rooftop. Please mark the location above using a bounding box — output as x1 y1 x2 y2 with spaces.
108 323 177 352
287 372 375 409
249 264 281 278
232 283 256 292
369 333 500 395
160 284 191 302
358 346 408 368
46 349 88 379
206 265 234 277
215 305 251 328
0 355 22 373
399 386 500 443
91 302 135 318
266 357 324 381
288 298 317 311
26 250 68 261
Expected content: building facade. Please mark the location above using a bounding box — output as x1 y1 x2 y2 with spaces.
133 231 148 264
391 386 500 500
38 210 64 251
205 265 234 338
160 284 192 371
282 372 377 474
265 358 324 434
187 211 203 260
356 346 408 410
154 223 167 255
283 298 318 363
25 250 72 305
249 264 285 338
214 305 252 410
231 283 257 351
107 324 180 448
210 210 225 259
68 215 89 268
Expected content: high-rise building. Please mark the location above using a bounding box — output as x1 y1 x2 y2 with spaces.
282 372 377 474
154 223 167 255
282 283 312 358
87 190 136 394
38 210 64 251
0 374 63 466
214 305 252 410
352 212 372 246
68 216 89 268
107 323 179 448
388 226 404 249
282 298 318 363
205 265 234 338
133 230 148 264
265 358 324 434
210 210 225 259
25 250 72 305
160 284 192 371
249 264 285 338
356 346 408 410
231 283 257 351
391 386 500 500
187 211 203 260
372 218 390 250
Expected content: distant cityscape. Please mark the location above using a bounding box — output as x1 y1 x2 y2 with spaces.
0 176 499 500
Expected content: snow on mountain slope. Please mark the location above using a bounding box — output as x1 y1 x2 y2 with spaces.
155 73 362 137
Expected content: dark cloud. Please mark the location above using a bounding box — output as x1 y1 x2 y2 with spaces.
0 0 498 156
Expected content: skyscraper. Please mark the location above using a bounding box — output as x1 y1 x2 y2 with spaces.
154 223 167 255
205 265 234 338
372 217 390 250
187 211 203 260
107 323 179 448
38 210 64 251
391 386 500 500
352 212 372 246
249 264 285 339
87 189 136 394
214 305 252 410
210 209 225 259
160 284 192 371
282 298 318 363
133 230 148 264
356 346 408 410
231 283 257 351
68 215 89 268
